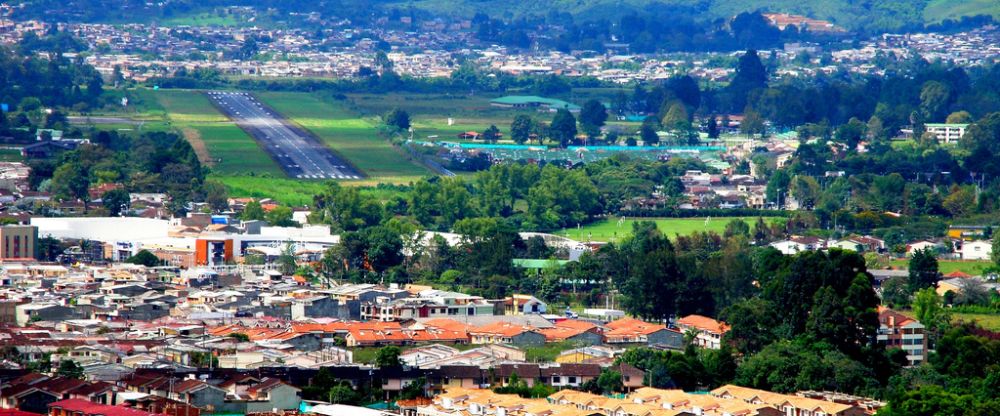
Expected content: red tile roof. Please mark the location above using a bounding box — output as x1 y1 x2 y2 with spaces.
49 399 168 416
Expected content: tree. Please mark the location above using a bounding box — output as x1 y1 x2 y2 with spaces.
384 108 411 131
266 206 296 227
835 117 867 150
203 180 229 211
239 37 259 60
707 114 720 139
227 332 250 342
579 99 608 138
126 250 160 267
277 242 297 275
728 50 768 111
510 114 533 144
881 275 911 308
550 109 577 147
661 102 689 128
723 219 750 238
920 81 951 122
57 360 84 379
992 231 1000 268
640 119 659 145
595 369 623 394
51 163 89 202
912 287 950 334
241 200 265 221
375 346 402 368
101 188 130 216
946 111 973 124
789 175 820 209
481 124 501 143
908 249 940 292
740 109 766 138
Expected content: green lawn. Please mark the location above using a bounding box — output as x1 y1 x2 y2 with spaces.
0 148 22 162
568 217 785 242
952 313 1000 331
160 12 244 27
888 259 994 276
154 89 284 177
257 92 431 178
902 310 1000 332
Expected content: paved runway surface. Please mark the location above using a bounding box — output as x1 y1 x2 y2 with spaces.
207 91 363 179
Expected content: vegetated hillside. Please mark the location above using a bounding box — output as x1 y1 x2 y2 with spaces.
394 0 998 32
924 0 1000 23
9 0 999 33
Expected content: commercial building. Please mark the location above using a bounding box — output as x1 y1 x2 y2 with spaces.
0 225 37 260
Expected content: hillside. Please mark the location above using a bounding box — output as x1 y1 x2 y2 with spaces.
393 0 997 32
924 0 1000 23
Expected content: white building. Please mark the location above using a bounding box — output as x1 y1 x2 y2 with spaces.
960 240 993 260
924 123 968 144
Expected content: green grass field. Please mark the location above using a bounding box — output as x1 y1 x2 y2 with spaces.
0 148 23 162
154 89 285 177
568 217 784 242
952 313 1000 331
889 259 994 276
159 12 244 27
257 92 431 178
902 310 1000 332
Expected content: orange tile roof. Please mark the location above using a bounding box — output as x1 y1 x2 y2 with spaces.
604 318 667 336
423 318 474 333
676 315 730 334
554 319 599 331
537 326 593 342
469 322 538 337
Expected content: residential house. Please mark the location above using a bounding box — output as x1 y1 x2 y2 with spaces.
502 294 547 315
242 378 302 413
468 322 545 346
675 315 730 350
960 240 993 260
540 364 601 389
603 318 683 348
906 240 945 256
770 237 826 255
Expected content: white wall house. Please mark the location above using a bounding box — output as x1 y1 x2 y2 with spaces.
961 240 993 260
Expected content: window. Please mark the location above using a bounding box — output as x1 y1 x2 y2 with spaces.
568 376 577 384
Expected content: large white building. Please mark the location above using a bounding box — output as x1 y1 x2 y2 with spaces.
924 123 968 144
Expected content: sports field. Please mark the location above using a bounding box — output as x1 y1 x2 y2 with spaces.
153 89 285 177
888 259 994 276
257 92 430 178
567 216 785 242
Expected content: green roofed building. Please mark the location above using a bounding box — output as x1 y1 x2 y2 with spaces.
513 258 571 275
490 96 581 113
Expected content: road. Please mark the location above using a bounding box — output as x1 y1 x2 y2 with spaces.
207 91 363 179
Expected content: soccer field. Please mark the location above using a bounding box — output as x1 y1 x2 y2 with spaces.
567 216 785 242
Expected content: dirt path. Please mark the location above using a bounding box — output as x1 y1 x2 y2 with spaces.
181 127 214 167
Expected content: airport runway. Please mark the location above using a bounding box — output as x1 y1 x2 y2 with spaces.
207 91 363 179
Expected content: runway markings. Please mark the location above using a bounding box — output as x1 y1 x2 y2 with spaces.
207 91 364 180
